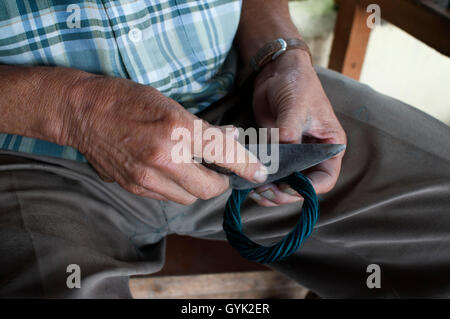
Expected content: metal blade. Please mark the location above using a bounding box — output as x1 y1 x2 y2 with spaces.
229 144 346 190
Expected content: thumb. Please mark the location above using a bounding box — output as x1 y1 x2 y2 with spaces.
275 100 304 143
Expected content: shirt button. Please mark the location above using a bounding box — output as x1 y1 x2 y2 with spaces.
128 27 142 43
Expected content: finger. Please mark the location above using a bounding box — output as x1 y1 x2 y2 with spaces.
254 184 302 205
277 183 303 198
248 191 279 207
275 98 304 143
123 184 169 201
90 162 116 183
112 169 170 201
217 125 239 140
132 168 198 205
162 160 230 200
303 155 343 194
198 127 268 184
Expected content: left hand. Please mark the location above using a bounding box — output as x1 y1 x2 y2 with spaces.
249 49 347 207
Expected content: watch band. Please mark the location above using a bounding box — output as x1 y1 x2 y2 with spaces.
249 38 312 72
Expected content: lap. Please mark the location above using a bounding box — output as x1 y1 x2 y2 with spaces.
0 154 165 297
176 66 450 297
1 67 449 297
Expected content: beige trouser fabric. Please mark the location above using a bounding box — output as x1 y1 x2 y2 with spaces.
0 67 449 298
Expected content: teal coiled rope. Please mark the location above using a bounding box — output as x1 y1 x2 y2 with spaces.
223 172 319 264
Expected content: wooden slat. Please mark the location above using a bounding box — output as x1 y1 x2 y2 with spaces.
329 0 372 80
130 271 309 299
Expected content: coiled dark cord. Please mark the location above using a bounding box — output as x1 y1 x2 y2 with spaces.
223 172 319 264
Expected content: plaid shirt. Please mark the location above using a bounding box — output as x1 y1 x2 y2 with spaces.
0 0 241 161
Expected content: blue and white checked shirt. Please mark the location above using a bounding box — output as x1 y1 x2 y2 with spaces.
0 0 242 161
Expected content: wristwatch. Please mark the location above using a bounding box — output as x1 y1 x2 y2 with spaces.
249 38 312 73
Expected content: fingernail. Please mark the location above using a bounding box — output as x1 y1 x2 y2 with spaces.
283 187 299 197
248 191 262 201
260 189 276 201
253 166 268 183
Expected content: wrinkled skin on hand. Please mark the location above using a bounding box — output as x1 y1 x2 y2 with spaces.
64 76 267 205
249 50 347 207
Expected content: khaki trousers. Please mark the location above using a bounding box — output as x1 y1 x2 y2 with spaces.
1 67 449 298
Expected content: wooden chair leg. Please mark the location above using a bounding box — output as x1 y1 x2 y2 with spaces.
328 0 372 80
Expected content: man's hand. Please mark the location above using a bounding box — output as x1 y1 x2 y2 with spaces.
235 0 346 207
0 65 267 205
249 50 347 207
64 75 268 205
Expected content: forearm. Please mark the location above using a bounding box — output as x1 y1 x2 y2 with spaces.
0 65 92 146
236 0 304 67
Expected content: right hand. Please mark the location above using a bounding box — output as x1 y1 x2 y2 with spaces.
63 75 267 205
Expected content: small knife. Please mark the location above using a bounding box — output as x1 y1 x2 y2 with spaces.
201 144 346 190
